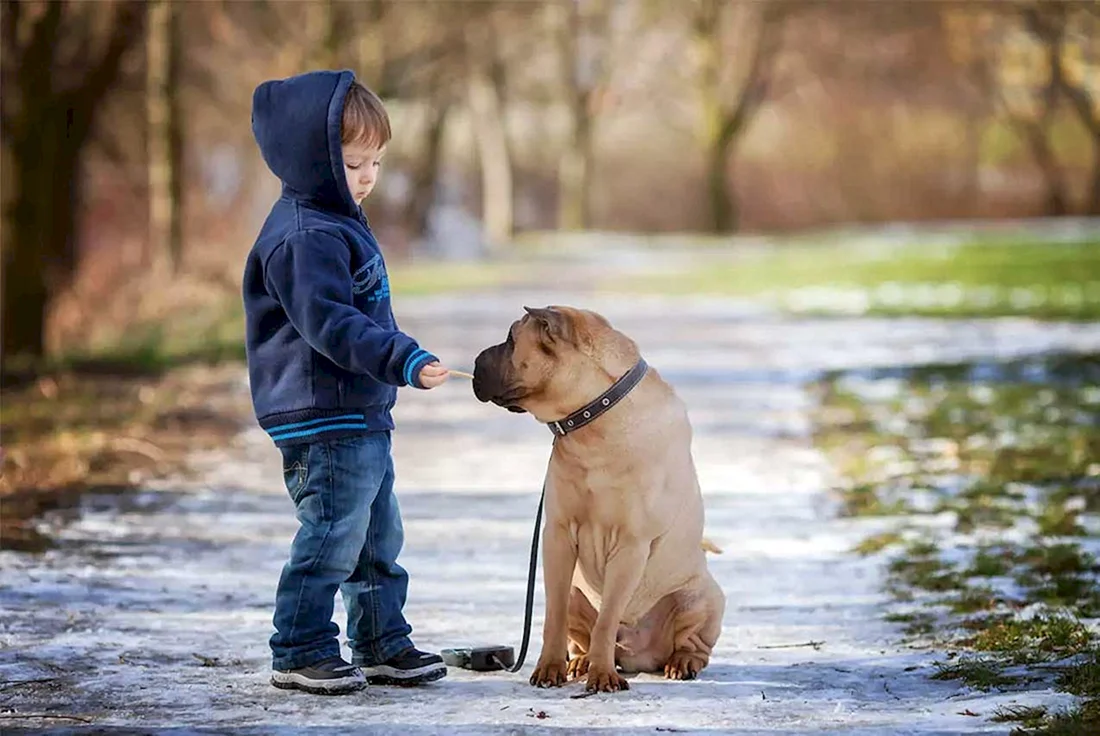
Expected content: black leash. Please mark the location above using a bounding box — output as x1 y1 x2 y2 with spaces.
500 477 545 672
441 475 546 674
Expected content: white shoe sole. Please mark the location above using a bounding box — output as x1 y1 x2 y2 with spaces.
361 661 447 686
271 670 366 695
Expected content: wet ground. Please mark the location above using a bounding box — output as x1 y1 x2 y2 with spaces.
2 273 1100 733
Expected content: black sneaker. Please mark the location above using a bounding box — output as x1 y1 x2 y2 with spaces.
271 656 366 695
361 647 447 686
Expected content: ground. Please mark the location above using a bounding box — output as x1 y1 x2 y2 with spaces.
2 243 1100 734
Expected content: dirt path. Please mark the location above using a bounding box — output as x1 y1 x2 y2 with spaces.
3 286 1100 734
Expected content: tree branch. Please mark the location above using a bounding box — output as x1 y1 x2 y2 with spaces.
79 1 147 105
30 0 64 52
1022 2 1099 139
0 0 16 137
3 0 64 140
24 0 64 83
1059 76 1100 139
719 2 787 143
1 0 19 58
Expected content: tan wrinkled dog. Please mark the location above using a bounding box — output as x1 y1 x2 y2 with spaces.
472 305 725 693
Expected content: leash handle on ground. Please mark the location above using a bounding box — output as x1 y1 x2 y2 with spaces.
498 479 545 673
442 457 550 674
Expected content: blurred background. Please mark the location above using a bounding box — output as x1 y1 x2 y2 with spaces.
2 0 1099 371
1 0 1099 539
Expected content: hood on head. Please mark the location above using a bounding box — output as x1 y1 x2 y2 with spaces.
251 69 359 218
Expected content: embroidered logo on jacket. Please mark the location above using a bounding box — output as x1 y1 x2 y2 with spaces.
351 254 390 303
352 254 383 295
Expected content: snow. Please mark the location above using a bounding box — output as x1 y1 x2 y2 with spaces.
4 289 1100 734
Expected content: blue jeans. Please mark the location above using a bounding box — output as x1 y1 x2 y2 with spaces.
270 432 413 671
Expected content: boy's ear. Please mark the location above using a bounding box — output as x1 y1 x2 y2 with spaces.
523 306 572 345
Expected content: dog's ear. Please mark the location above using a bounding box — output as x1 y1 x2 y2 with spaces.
523 306 572 345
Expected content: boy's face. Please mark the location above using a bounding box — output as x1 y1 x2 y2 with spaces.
342 142 385 206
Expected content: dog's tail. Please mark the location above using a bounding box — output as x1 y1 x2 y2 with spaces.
701 537 723 554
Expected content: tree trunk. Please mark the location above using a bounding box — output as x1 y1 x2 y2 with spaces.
1 151 50 368
467 68 513 247
146 0 183 275
1014 120 1069 216
962 111 983 213
695 0 743 234
706 129 738 233
405 101 450 237
307 0 340 69
1089 145 1100 215
558 108 592 231
692 0 785 234
0 0 147 373
555 0 607 231
1 122 80 368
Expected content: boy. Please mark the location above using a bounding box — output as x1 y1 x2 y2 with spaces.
243 70 450 695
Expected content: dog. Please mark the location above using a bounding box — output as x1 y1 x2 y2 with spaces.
472 305 725 693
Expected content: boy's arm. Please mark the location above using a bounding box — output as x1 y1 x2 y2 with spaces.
263 230 438 388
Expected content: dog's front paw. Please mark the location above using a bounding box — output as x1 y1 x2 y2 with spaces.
530 658 569 688
566 654 590 680
585 666 629 693
664 650 706 680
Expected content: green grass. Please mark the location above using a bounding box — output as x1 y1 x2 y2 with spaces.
812 350 1100 732
932 656 1024 691
998 698 1100 736
32 315 248 378
387 260 519 296
885 610 939 638
612 237 1100 320
992 705 1051 730
961 616 1093 664
853 530 905 556
1058 651 1100 698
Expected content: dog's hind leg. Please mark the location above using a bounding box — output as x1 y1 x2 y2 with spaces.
566 586 597 679
614 593 678 675
663 576 725 680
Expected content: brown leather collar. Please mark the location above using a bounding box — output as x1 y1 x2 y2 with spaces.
546 359 649 437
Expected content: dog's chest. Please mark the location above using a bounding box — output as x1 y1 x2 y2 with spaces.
552 449 637 502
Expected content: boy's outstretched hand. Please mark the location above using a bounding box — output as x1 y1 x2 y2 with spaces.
418 361 451 389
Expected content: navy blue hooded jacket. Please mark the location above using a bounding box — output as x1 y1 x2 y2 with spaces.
242 70 438 447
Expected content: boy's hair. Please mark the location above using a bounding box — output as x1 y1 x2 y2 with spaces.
341 82 391 149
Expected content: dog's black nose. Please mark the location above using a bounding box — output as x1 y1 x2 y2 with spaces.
471 350 492 403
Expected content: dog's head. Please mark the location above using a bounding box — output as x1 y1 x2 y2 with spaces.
472 305 622 420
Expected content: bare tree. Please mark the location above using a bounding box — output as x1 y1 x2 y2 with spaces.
985 9 1070 215
949 1 1100 215
307 0 341 70
555 0 615 231
466 9 514 247
404 84 454 239
147 0 184 275
691 0 788 233
1 0 147 372
1022 2 1100 214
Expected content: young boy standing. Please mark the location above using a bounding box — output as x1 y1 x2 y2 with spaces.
243 70 450 695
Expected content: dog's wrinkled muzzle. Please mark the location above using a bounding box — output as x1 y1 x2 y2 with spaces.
472 345 527 413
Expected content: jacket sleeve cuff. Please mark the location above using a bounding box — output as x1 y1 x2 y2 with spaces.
402 348 439 389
